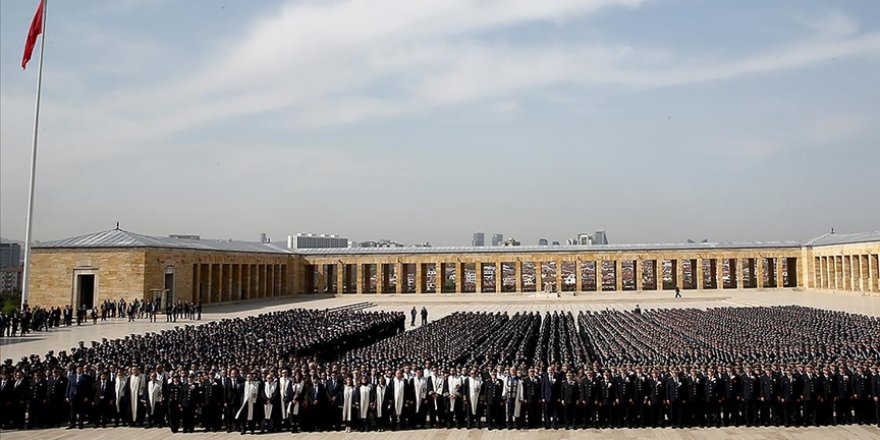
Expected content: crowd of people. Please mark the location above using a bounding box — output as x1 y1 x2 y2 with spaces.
0 298 207 338
0 305 878 433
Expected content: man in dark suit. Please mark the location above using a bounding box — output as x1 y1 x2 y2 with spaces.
223 369 241 433
522 368 541 429
779 368 797 427
560 372 579 429
10 370 30 430
167 375 182 433
93 370 115 428
324 370 342 431
28 370 48 429
484 371 505 430
70 365 93 429
47 367 69 427
180 375 196 433
541 366 560 429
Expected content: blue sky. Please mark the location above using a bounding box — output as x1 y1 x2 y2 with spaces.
1 0 878 246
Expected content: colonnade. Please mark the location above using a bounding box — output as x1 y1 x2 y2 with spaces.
813 253 880 293
191 262 287 304
300 254 804 294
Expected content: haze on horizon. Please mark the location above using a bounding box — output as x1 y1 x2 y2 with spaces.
1 0 878 247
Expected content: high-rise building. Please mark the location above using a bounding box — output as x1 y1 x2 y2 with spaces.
288 233 349 249
491 233 503 246
538 238 549 246
0 242 22 269
472 232 485 247
593 230 608 245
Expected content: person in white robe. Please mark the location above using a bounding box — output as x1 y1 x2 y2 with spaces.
465 368 483 428
447 368 465 428
290 373 304 432
392 370 407 430
113 367 129 426
146 372 163 427
279 369 293 431
236 373 261 434
357 376 373 431
128 367 146 426
262 372 278 432
375 377 388 432
341 377 357 432
503 367 525 428
411 369 428 428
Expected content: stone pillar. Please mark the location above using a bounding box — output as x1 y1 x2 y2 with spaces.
868 255 877 292
596 260 604 291
455 262 464 294
396 262 404 294
375 264 384 295
575 260 583 293
515 260 522 293
756 257 764 289
849 256 857 291
555 259 563 293
633 260 645 292
336 263 344 295
696 258 704 290
615 260 623 292
474 263 482 294
775 257 784 288
495 262 502 294
715 258 724 289
655 260 662 290
415 263 424 294
436 263 445 294
355 264 364 294
735 259 744 289
675 259 683 290
534 261 543 293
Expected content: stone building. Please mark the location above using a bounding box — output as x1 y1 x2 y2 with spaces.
25 228 880 308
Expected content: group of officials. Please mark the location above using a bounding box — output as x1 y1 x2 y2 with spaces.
1 305 878 433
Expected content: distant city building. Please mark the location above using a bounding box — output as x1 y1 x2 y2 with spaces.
472 232 485 247
259 233 270 244
567 231 608 245
289 233 349 249
501 238 521 246
551 241 560 246
538 238 549 246
0 266 23 292
593 230 608 245
169 234 200 240
0 242 22 269
358 239 405 248
491 233 504 246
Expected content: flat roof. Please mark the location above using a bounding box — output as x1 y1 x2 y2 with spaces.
33 228 878 256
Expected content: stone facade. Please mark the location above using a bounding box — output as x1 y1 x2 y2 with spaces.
25 232 880 308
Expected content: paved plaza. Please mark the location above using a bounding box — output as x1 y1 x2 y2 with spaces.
2 289 879 439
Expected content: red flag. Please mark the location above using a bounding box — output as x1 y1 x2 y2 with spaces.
22 0 45 70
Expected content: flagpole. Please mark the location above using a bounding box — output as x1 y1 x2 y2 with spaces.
21 0 47 309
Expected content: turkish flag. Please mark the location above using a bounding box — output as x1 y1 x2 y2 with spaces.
22 0 44 70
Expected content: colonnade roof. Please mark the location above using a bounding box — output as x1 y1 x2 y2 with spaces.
32 228 879 256
295 241 805 256
33 228 290 254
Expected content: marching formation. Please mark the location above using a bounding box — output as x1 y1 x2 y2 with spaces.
1 305 878 434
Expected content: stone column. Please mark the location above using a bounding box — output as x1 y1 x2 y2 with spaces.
615 260 623 292
849 256 857 291
375 264 384 295
575 259 583 293
868 255 877 292
534 261 543 293
596 260 604 291
355 264 364 294
553 259 563 292
415 263 424 294
655 260 663 290
495 261 503 294
695 258 704 290
475 263 483 294
436 263 445 294
633 260 645 292
396 262 404 294
515 260 522 293
455 262 464 294
735 259 744 289
756 257 764 289
336 263 344 295
675 259 684 290
772 257 782 288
